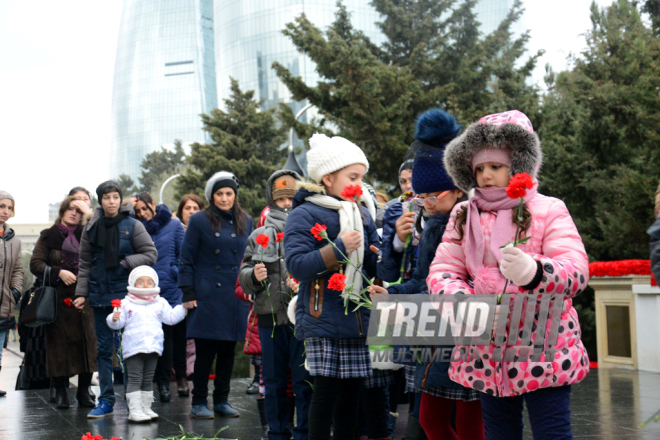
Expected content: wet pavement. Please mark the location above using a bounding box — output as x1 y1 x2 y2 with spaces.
1 337 660 439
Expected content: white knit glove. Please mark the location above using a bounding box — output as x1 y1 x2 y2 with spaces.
499 245 537 287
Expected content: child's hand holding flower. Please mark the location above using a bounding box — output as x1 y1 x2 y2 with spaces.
499 244 537 287
112 311 121 322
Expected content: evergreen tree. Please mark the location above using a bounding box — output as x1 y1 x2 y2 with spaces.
539 0 660 261
115 174 138 198
273 0 541 190
138 140 186 194
176 78 287 216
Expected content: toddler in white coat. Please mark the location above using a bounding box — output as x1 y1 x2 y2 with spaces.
107 266 186 422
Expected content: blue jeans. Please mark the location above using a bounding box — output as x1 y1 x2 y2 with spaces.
259 324 312 440
94 307 116 406
0 330 7 366
480 385 572 440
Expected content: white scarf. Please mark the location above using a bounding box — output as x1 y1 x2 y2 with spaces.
305 193 365 307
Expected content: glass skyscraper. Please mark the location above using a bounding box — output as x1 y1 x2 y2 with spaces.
214 1 385 117
110 0 217 180
474 0 514 35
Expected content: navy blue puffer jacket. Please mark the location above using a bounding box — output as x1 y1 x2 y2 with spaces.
138 204 185 306
378 201 419 283
284 184 380 340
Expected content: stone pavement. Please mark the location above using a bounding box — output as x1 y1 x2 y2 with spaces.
1 336 660 439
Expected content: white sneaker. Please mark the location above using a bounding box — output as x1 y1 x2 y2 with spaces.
126 392 151 422
141 391 158 419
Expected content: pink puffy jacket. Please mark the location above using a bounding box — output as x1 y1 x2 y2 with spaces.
428 193 590 397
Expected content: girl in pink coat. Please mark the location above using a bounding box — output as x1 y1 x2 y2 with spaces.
428 110 590 440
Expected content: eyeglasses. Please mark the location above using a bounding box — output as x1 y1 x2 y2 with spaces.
412 191 451 206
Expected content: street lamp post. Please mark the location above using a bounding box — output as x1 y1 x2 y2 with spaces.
160 174 181 205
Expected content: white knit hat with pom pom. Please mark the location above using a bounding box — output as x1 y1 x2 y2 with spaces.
306 133 369 183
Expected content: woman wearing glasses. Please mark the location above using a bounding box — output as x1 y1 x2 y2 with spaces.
371 109 484 440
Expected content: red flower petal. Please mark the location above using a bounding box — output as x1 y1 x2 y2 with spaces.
64 298 72 307
327 273 347 291
506 172 534 199
276 232 284 242
340 184 363 202
111 299 122 309
256 233 270 248
310 223 328 241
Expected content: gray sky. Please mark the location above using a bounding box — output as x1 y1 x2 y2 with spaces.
1 0 611 223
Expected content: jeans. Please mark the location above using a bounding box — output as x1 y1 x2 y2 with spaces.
259 324 312 440
480 386 573 440
192 338 236 406
94 307 116 406
0 330 7 366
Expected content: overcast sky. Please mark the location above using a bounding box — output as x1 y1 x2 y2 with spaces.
1 0 612 223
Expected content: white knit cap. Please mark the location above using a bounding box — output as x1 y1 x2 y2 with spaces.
128 266 159 288
306 133 369 183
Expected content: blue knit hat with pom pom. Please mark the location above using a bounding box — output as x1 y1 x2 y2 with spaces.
411 109 461 194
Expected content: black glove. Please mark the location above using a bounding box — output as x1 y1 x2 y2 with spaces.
181 286 196 303
10 288 20 304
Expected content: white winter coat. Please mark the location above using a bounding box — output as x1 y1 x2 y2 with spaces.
106 297 186 359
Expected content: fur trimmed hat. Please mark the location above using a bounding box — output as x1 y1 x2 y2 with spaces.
443 110 542 192
306 133 369 184
411 109 461 194
205 171 239 202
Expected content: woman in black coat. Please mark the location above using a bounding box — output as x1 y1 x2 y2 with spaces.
179 171 253 419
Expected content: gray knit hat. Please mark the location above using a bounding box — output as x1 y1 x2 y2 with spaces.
0 191 15 205
205 171 240 202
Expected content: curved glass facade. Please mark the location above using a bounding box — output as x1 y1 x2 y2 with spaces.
110 0 217 180
214 0 385 117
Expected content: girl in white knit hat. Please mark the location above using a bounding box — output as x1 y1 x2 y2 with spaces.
283 134 384 439
107 266 186 422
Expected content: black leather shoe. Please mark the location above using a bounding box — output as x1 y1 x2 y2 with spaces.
158 384 171 403
177 378 190 397
76 388 96 408
56 388 70 409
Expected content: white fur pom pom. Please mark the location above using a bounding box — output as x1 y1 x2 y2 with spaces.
309 133 331 150
287 295 297 325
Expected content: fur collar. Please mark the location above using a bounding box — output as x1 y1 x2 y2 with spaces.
443 122 543 192
140 204 173 236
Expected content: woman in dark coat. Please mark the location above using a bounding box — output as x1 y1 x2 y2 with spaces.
134 192 187 401
179 171 253 419
30 196 97 409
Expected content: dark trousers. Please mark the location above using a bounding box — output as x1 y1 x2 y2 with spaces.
259 324 312 440
480 385 572 440
155 318 188 386
308 376 362 440
192 338 236 406
359 385 390 439
93 307 116 406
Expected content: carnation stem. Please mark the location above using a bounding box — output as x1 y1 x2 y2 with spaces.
498 198 524 303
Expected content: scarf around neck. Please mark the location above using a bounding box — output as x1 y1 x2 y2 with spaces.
57 223 80 275
126 286 160 304
88 211 129 268
464 183 538 276
305 193 365 307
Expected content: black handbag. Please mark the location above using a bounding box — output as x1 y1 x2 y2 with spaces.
19 266 57 327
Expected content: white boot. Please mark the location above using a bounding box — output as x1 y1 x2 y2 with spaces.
141 391 158 419
126 391 150 422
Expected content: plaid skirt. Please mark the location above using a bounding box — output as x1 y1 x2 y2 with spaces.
363 369 393 389
405 365 418 393
424 386 481 401
305 337 372 379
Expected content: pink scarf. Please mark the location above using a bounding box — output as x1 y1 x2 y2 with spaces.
464 183 538 277
126 287 160 304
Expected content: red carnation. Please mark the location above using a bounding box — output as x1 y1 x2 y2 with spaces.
64 298 72 307
311 223 328 241
292 278 298 284
506 172 534 199
111 299 122 309
341 184 363 203
328 273 347 291
276 232 284 242
256 233 270 248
